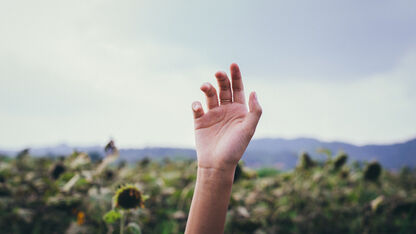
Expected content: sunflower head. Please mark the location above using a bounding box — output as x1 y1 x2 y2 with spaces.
333 153 348 170
50 163 66 179
233 163 243 184
297 152 315 169
364 162 382 181
113 184 144 210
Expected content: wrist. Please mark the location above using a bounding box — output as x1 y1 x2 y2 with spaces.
196 166 236 187
197 155 240 173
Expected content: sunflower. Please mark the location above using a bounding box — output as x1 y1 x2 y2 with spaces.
113 184 144 210
364 162 382 181
233 163 243 184
297 152 315 169
50 163 66 179
333 153 348 170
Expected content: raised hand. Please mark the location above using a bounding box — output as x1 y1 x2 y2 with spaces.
191 63 262 171
186 63 262 234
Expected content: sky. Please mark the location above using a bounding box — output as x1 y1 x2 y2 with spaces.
1 0 416 149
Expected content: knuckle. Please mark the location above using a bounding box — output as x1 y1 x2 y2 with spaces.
220 86 230 91
232 75 241 81
207 89 216 97
233 86 243 92
257 107 263 116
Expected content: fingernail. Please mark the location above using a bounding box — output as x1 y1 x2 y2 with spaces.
231 63 239 71
201 82 210 90
192 103 200 111
253 92 258 100
215 71 225 77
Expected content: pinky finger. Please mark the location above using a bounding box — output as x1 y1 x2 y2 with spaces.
192 101 205 119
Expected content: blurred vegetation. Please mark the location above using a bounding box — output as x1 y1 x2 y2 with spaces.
0 146 415 234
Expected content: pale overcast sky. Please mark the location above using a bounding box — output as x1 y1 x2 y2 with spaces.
1 0 415 149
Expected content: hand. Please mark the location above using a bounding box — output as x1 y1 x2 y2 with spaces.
192 63 262 171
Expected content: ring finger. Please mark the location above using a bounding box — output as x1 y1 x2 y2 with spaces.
215 71 233 105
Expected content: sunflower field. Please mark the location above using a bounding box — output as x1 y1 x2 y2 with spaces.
0 146 415 234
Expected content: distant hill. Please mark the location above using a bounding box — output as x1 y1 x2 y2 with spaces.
244 138 416 170
1 137 415 170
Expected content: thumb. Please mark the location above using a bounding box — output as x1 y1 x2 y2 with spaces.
245 92 262 133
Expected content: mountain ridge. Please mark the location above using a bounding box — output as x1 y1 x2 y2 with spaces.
1 137 415 170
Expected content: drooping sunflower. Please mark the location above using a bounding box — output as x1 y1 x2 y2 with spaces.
50 163 66 179
297 152 315 169
333 153 348 170
233 163 243 184
364 162 382 181
113 184 144 210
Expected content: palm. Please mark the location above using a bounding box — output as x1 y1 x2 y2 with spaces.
191 64 262 170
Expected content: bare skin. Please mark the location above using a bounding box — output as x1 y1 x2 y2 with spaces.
185 63 262 234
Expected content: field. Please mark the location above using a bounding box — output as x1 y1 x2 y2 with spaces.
0 148 415 234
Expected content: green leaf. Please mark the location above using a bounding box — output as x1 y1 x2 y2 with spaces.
103 209 121 224
126 222 142 234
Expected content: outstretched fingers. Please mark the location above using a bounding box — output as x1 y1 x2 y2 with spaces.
200 82 219 109
192 101 204 119
245 92 262 134
215 71 233 105
230 63 245 104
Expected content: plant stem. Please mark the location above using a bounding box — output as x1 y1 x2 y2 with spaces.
120 211 124 234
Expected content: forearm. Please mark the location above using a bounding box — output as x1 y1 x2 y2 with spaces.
186 63 261 233
185 166 235 234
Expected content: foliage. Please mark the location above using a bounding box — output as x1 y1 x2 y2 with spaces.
0 150 415 233
103 209 122 224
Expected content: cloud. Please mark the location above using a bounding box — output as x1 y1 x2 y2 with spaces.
0 0 415 148
253 48 416 145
